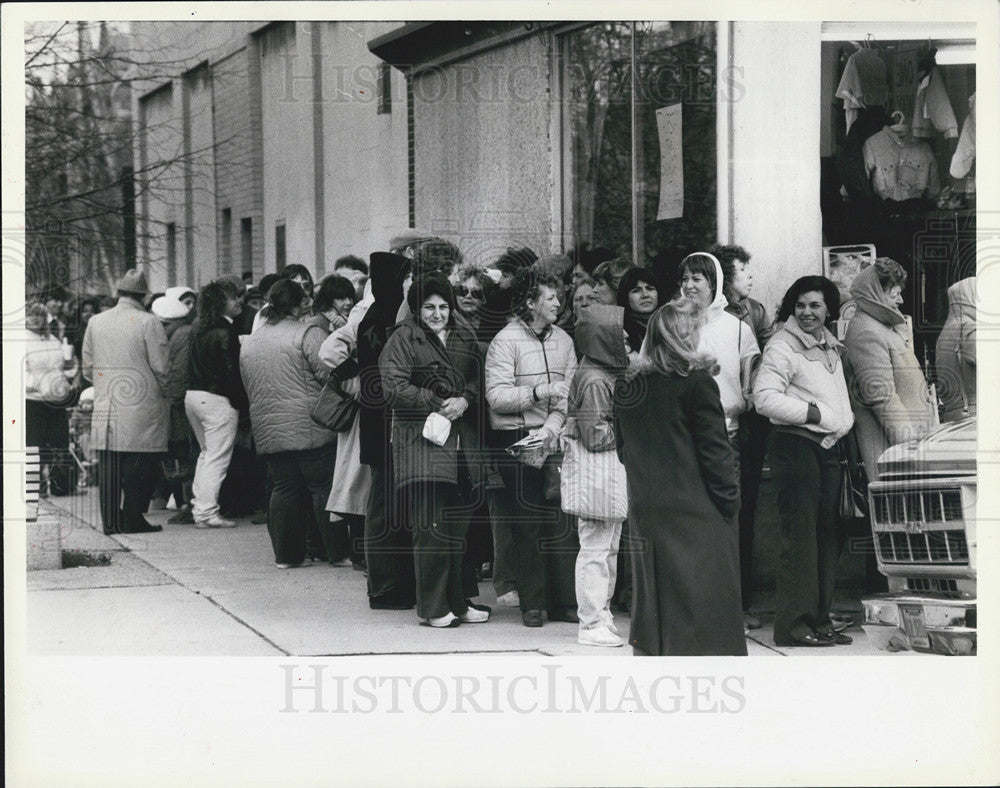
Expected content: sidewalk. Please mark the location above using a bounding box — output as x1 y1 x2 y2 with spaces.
27 487 893 657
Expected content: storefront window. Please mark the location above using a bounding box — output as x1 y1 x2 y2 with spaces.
561 22 717 268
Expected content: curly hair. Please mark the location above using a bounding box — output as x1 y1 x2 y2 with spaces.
194 281 233 334
509 267 564 321
872 257 908 289
334 254 368 275
592 256 636 291
707 243 751 302
410 239 463 280
776 276 841 325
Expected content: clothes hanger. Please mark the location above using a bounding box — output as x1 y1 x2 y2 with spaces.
889 110 911 136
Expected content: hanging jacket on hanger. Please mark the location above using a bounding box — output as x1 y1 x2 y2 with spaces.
863 126 941 203
912 66 958 139
836 47 889 132
950 92 976 179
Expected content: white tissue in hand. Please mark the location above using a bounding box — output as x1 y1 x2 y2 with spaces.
423 412 452 446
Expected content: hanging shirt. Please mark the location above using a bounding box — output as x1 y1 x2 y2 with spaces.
950 92 976 179
912 67 958 139
835 48 888 131
863 126 941 202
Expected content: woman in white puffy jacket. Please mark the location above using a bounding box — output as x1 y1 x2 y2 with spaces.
753 276 854 649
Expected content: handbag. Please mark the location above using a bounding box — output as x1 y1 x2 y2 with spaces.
559 434 628 520
837 429 869 520
311 376 358 432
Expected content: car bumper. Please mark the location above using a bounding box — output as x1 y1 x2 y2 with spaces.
861 593 976 655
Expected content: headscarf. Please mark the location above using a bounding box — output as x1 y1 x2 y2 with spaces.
849 263 906 327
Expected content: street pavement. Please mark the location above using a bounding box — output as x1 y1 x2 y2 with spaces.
26 487 903 657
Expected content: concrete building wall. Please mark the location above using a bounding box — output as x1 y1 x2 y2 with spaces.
412 34 554 268
259 22 316 274
212 47 263 279
184 66 216 288
138 84 182 293
131 20 408 286
320 21 409 264
729 22 823 314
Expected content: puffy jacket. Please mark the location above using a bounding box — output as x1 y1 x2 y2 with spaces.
753 319 854 450
239 317 335 455
379 314 481 488
164 320 192 405
485 319 576 434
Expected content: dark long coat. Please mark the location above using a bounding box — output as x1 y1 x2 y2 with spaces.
614 369 746 656
378 314 482 489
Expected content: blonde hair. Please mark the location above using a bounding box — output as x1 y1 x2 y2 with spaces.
628 297 718 378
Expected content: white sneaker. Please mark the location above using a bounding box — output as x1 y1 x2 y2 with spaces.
578 627 625 647
496 590 520 607
196 515 236 529
600 610 620 636
422 612 459 628
459 607 490 623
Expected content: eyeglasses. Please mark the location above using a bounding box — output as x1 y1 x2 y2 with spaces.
454 285 483 299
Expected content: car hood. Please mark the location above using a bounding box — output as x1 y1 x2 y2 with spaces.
877 417 977 479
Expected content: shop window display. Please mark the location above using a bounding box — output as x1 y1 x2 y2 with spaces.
561 22 717 274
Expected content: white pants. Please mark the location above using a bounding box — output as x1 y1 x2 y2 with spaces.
575 517 623 630
184 390 239 521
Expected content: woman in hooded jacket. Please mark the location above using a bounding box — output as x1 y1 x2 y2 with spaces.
842 258 934 481
567 303 629 647
678 252 760 471
378 274 487 628
935 277 976 423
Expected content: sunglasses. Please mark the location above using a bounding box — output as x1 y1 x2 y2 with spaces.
454 285 483 299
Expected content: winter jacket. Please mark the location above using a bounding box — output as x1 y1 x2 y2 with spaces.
725 296 775 351
696 254 761 431
753 319 854 450
485 318 577 435
935 278 976 422
24 331 77 404
164 320 193 405
568 304 627 452
842 266 933 476
357 252 410 468
239 316 334 455
82 297 170 452
188 318 250 414
379 313 481 488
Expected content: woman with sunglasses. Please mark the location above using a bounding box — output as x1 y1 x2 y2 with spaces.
452 264 494 335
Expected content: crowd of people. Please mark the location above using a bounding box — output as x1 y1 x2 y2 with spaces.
25 232 976 655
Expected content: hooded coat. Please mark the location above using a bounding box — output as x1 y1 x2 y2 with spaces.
843 265 934 479
935 278 976 422
692 254 760 432
568 304 628 452
357 252 410 468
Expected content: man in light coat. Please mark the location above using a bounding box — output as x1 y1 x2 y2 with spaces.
82 269 170 534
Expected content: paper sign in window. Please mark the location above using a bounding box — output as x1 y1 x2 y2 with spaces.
656 104 684 221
